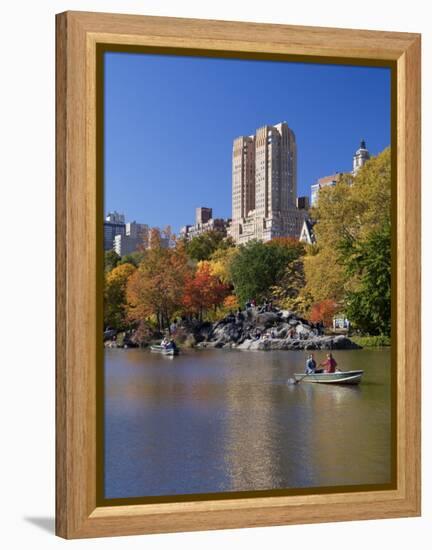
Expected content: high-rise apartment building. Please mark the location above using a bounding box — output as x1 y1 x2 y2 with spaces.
113 222 149 256
104 212 126 251
126 221 149 243
114 234 140 256
232 136 256 222
195 207 213 225
310 173 341 207
310 140 371 207
181 207 230 240
230 122 305 244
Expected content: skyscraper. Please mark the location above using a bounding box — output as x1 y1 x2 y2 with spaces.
195 207 213 225
104 212 126 251
230 122 305 244
232 136 256 222
310 173 341 207
180 207 230 240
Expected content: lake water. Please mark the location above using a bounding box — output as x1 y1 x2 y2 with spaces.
104 347 392 499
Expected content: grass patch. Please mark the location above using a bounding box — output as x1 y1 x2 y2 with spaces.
351 335 391 347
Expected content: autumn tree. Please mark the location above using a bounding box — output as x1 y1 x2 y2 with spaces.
266 236 305 256
302 179 359 304
208 246 239 285
146 226 176 250
182 262 230 321
127 241 190 331
223 294 239 311
303 147 391 326
303 246 346 304
309 299 339 327
104 262 136 329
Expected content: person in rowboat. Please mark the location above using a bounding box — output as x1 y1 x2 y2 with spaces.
160 336 170 348
320 352 337 373
305 353 316 374
166 338 178 351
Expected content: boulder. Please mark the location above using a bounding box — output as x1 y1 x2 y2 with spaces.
255 312 280 328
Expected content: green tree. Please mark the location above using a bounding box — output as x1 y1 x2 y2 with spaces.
341 223 391 335
185 231 234 261
267 238 306 307
104 249 120 272
229 240 303 305
119 250 145 267
270 258 305 307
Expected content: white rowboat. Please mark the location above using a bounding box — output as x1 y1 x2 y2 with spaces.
150 345 179 356
293 370 364 385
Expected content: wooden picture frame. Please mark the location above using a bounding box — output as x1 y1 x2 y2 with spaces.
56 11 421 539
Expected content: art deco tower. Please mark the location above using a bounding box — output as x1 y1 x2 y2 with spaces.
230 122 303 243
232 135 256 221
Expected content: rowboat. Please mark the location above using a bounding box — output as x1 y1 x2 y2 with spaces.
150 344 179 356
293 370 364 385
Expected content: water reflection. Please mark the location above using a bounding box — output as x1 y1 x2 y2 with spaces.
104 348 391 498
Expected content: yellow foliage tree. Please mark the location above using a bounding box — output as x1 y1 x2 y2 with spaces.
207 246 239 285
303 147 391 310
104 263 136 329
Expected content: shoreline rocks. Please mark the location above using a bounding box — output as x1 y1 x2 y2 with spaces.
191 308 361 351
196 335 359 351
107 307 362 351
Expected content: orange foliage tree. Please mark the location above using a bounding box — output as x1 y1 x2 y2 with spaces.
223 294 239 311
127 241 190 331
182 262 230 321
266 236 305 254
309 299 338 327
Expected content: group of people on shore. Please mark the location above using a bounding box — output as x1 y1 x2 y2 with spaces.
305 352 338 374
245 297 274 313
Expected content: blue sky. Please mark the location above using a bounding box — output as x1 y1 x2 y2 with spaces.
104 52 391 233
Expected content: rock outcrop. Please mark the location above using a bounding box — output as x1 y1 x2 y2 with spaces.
191 307 361 351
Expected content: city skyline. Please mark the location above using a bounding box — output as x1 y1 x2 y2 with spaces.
105 52 391 233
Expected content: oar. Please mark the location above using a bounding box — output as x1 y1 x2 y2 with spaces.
287 372 310 385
